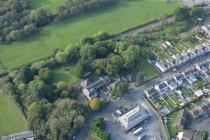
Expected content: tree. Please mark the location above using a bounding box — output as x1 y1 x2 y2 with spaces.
89 97 101 111
29 8 51 27
27 100 52 138
26 79 49 99
38 67 51 81
190 6 206 19
80 44 96 62
111 82 128 97
174 7 190 21
56 81 67 91
55 51 67 63
91 117 111 140
122 45 140 69
64 45 80 62
48 99 87 140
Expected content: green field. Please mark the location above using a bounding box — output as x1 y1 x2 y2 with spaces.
29 0 66 14
51 66 79 85
0 93 28 136
0 0 180 74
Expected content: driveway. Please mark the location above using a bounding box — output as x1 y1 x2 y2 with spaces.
189 118 210 135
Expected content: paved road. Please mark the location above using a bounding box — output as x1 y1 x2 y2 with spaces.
189 117 210 136
113 16 175 40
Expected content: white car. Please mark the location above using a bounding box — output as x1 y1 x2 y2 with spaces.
138 133 146 140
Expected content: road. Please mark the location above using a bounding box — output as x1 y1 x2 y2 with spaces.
113 16 175 40
189 117 210 137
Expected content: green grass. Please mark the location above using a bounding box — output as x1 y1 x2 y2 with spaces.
0 92 28 136
0 0 180 74
51 66 79 85
167 111 183 137
138 56 160 80
29 0 66 14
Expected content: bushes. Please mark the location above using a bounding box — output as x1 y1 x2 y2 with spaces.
55 0 119 20
91 117 111 140
111 82 129 98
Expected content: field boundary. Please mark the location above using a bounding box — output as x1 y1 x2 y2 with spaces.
112 15 175 40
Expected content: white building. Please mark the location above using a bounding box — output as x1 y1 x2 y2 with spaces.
118 105 149 131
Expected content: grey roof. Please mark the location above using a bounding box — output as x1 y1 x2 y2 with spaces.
159 83 168 90
1 131 33 140
147 88 158 95
167 78 177 87
176 73 185 81
118 105 149 131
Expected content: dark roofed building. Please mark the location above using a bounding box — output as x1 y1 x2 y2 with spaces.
145 87 160 101
167 78 178 90
81 76 110 100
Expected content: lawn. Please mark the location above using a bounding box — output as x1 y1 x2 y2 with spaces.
138 56 160 80
167 111 183 137
51 66 79 85
0 93 28 136
0 0 180 74
29 0 66 14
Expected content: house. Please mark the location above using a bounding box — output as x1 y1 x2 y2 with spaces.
145 87 160 101
1 131 34 140
173 109 186 129
165 41 173 48
81 76 110 100
174 73 186 85
155 82 169 95
166 78 178 90
193 90 204 97
118 105 149 131
155 61 167 72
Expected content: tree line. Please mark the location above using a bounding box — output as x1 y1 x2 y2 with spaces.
0 0 118 43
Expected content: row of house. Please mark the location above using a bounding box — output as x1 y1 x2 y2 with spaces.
145 70 199 102
155 41 210 72
146 59 210 102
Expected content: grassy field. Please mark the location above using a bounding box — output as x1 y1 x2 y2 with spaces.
29 0 66 14
0 93 28 136
138 56 160 80
51 66 79 85
0 0 180 74
167 111 183 137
